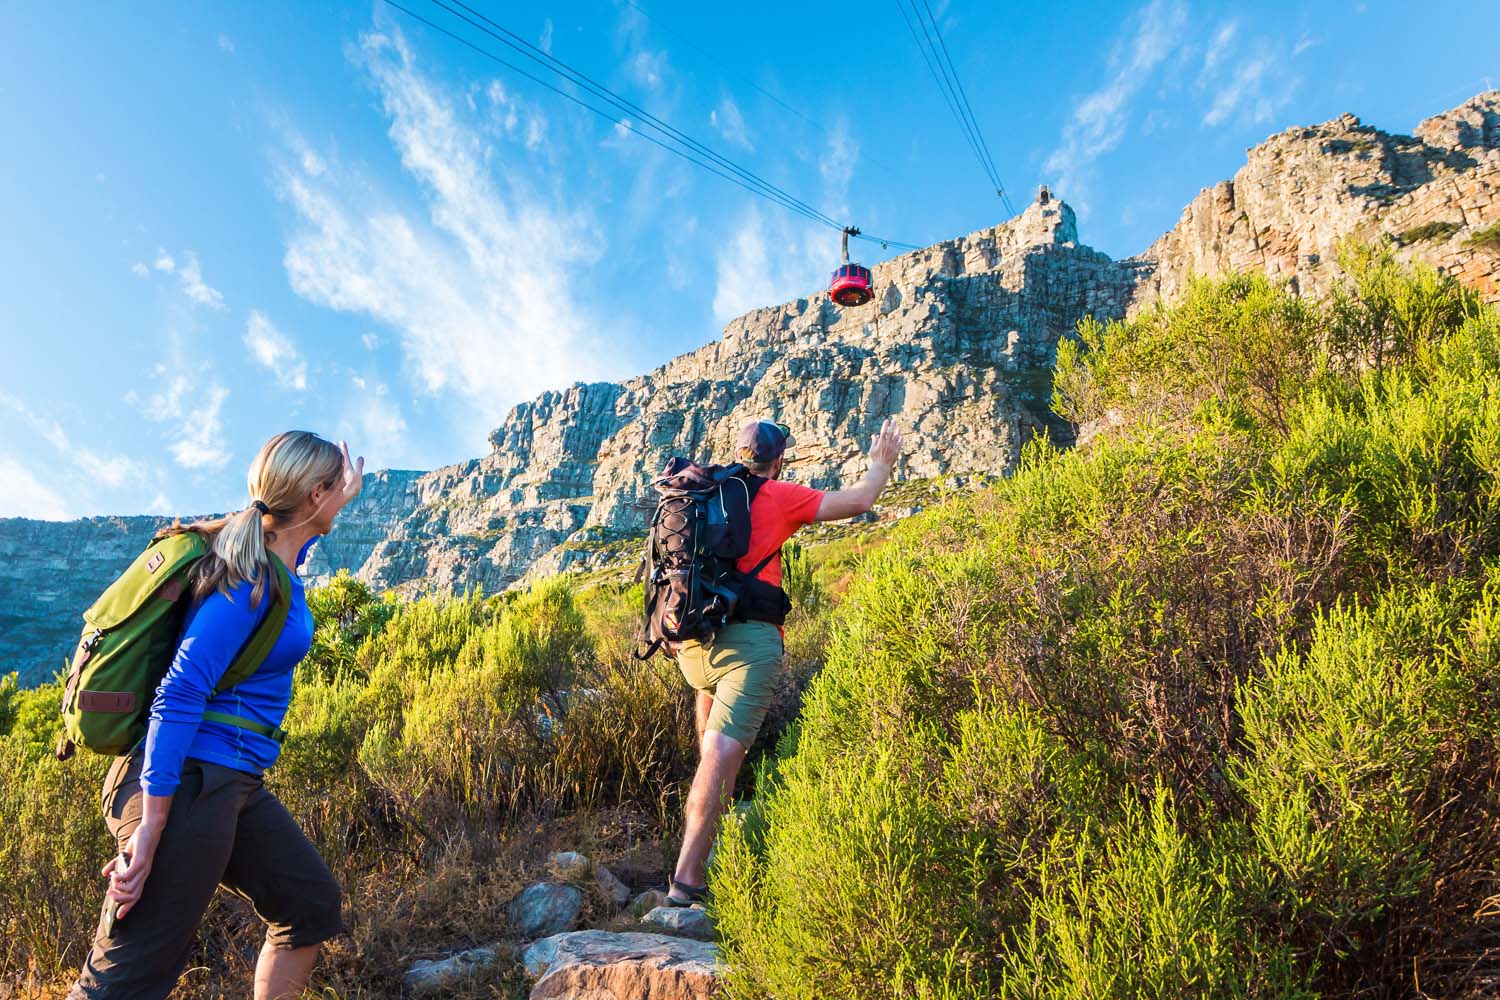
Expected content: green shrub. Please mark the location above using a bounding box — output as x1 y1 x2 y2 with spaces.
1232 586 1493 970
303 571 398 681
1054 270 1327 434
714 253 1500 998
1463 219 1500 252
1397 220 1460 244
1326 241 1480 374
998 787 1309 1000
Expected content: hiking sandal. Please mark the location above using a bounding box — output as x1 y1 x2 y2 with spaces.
664 879 708 907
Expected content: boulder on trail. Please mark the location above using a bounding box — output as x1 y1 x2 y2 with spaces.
641 905 714 940
628 888 667 916
594 863 632 908
403 945 502 995
508 881 585 939
523 930 719 1000
548 850 591 880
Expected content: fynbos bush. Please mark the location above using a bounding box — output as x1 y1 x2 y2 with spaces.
714 253 1500 999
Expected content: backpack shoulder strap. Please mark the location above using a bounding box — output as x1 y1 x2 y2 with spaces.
213 554 293 696
745 547 781 579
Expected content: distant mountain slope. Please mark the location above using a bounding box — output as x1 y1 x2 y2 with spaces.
4 91 1497 686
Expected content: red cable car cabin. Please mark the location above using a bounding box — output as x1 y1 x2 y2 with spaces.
829 227 874 307
829 263 874 307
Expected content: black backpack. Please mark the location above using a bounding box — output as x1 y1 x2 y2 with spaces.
635 458 791 660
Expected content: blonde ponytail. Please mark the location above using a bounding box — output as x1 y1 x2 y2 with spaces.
158 431 343 607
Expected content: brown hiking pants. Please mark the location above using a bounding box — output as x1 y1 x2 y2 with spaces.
67 753 342 999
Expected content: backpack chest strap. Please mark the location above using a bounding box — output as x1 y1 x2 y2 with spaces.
201 710 288 743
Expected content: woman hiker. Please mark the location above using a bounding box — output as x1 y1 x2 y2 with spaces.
68 430 364 1000
666 416 903 907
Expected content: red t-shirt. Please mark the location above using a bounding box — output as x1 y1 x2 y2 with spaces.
737 479 825 587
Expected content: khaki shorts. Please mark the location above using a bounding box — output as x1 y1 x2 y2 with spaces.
68 753 343 999
676 620 785 747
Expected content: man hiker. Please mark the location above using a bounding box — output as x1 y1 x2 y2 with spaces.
665 416 903 907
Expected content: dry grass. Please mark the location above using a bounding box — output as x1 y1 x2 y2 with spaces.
8 805 680 999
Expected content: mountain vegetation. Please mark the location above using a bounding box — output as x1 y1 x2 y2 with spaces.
1 246 1497 997
711 244 1500 998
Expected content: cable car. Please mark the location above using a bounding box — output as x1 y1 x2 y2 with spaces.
829 226 874 307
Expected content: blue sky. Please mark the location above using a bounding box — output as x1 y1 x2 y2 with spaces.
0 1 1493 519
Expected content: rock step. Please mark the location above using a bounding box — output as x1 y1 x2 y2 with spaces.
523 930 720 1000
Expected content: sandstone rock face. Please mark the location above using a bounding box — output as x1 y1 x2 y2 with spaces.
523 930 719 1000
0 515 171 686
1131 91 1500 309
302 469 426 585
305 193 1135 598
4 93 1498 680
298 92 1500 602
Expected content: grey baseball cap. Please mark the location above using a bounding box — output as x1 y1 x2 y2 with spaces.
736 419 795 463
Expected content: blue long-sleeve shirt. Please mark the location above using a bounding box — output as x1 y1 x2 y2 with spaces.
140 549 316 796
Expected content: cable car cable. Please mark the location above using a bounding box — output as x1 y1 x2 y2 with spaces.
895 0 989 190
437 0 847 232
916 0 1014 214
619 0 906 179
897 0 1013 214
381 0 834 231
382 0 925 254
903 0 1005 207
912 1 1004 200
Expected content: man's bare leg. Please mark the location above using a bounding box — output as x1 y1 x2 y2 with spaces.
254 941 319 1000
671 729 748 895
694 689 713 741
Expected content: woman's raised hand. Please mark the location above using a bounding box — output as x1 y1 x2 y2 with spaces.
338 440 365 507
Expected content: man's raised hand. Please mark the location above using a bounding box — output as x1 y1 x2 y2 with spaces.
868 417 902 468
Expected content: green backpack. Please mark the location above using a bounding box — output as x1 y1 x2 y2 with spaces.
56 531 293 760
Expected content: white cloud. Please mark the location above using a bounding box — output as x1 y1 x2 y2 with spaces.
340 391 407 459
712 207 825 322
1200 19 1239 80
1197 24 1299 130
0 393 144 489
710 97 753 151
0 456 70 520
139 374 231 470
1043 0 1188 212
244 310 309 390
278 27 606 440
630 50 666 90
217 33 235 54
150 248 226 309
131 261 149 277
1202 56 1275 126
300 147 327 177
483 79 546 151
819 118 858 195
361 332 380 351
539 18 553 54
1292 34 1318 57
145 491 174 515
712 124 857 323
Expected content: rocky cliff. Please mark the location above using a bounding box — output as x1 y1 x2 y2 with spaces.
1131 91 1500 307
5 91 1498 686
0 516 172 686
303 190 1135 594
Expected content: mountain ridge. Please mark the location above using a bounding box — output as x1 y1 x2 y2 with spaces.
4 90 1497 686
